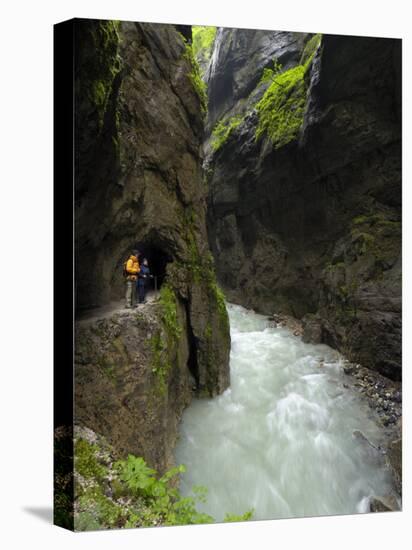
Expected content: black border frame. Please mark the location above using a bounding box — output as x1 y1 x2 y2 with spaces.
53 18 75 531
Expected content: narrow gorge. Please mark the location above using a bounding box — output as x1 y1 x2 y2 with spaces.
56 19 402 530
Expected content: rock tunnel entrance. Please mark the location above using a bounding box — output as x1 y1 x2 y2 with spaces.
133 243 173 292
108 243 173 304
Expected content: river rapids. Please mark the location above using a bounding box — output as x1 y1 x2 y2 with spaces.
175 303 395 521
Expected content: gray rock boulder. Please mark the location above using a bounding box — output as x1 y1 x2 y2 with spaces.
369 495 400 512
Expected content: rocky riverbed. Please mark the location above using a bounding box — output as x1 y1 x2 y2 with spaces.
341 360 402 501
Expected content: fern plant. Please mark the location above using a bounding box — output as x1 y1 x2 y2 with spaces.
258 58 283 86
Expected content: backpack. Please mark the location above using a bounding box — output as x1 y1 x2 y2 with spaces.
123 258 129 278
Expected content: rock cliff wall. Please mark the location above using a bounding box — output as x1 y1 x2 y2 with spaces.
206 31 401 380
74 19 230 471
75 301 192 474
205 28 309 131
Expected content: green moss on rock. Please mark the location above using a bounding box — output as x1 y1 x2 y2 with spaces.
208 276 230 333
180 219 229 332
77 485 124 529
183 42 208 116
149 332 171 397
54 427 74 529
75 439 107 482
159 285 183 343
211 115 244 152
255 64 307 148
300 33 322 66
149 285 184 396
255 36 321 148
83 20 122 131
350 212 401 268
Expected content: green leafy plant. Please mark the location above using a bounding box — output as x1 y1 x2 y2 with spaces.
258 58 283 86
115 455 157 492
75 435 254 530
114 455 215 526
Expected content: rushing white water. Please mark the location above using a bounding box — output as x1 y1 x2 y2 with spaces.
175 303 394 521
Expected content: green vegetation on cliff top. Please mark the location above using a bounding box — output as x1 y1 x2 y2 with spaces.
192 26 217 71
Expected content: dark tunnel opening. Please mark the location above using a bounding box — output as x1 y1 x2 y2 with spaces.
133 243 173 292
76 244 174 318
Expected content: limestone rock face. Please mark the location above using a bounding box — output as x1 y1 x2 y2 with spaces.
206 32 401 380
74 20 230 466
205 28 309 133
75 305 191 474
75 20 202 307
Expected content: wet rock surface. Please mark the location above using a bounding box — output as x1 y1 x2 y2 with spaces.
341 361 402 429
205 28 309 134
75 301 192 474
206 31 401 381
70 22 402 519
386 438 402 496
341 360 402 497
74 20 230 394
301 313 323 343
268 313 303 337
74 20 230 469
369 495 400 513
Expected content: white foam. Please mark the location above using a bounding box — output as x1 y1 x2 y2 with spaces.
175 303 393 521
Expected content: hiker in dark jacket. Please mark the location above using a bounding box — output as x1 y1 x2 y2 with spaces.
136 258 152 303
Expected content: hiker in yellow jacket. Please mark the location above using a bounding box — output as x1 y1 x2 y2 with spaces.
125 250 140 308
